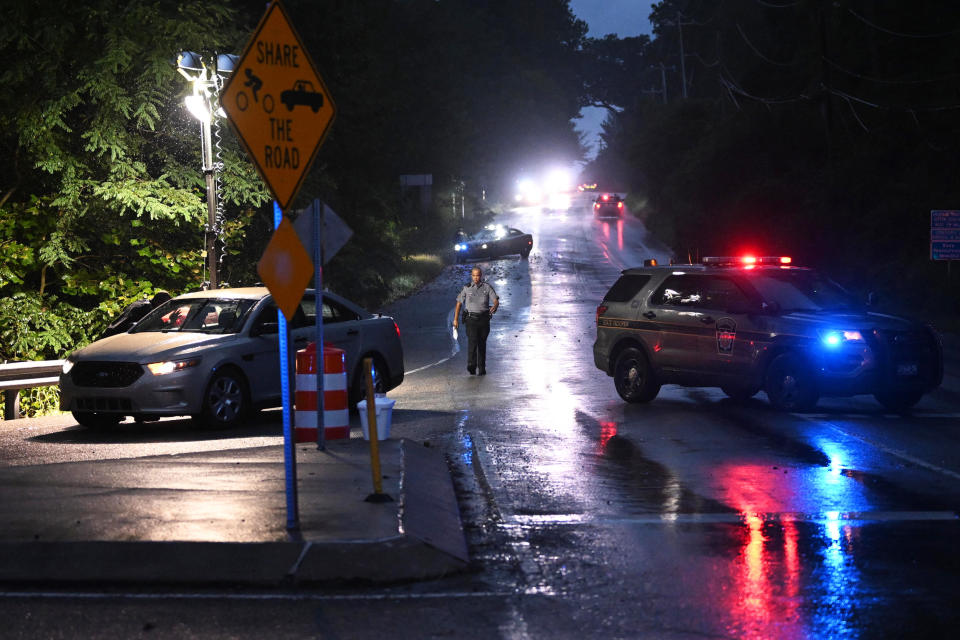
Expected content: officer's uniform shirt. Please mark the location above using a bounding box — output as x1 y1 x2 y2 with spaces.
457 281 498 313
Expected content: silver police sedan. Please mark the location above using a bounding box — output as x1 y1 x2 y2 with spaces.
59 288 404 429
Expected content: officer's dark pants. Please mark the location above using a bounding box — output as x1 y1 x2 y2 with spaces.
465 312 491 372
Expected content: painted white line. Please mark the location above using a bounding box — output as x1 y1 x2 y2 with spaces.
799 415 960 481
0 590 520 602
405 355 455 376
504 511 959 526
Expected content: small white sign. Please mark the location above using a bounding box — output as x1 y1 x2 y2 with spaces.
293 200 353 264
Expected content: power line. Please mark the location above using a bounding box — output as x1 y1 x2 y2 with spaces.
826 86 960 113
735 22 795 66
846 8 960 39
823 56 960 85
753 0 800 8
718 64 811 105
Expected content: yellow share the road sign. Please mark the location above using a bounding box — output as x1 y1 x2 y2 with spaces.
221 0 336 210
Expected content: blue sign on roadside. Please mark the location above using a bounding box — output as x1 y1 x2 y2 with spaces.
931 210 960 260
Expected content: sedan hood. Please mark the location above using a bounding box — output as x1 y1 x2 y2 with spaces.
70 332 233 362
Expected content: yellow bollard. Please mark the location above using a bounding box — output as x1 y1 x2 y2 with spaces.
363 357 393 503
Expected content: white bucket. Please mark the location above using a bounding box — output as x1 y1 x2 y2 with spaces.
357 396 396 440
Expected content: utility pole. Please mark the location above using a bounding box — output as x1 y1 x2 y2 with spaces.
658 63 670 104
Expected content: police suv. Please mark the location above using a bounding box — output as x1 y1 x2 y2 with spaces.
593 256 943 412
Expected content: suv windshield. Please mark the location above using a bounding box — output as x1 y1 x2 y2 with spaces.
746 271 858 312
132 298 257 334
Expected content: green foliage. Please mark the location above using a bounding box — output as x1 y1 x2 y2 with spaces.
1 386 63 420
0 293 98 362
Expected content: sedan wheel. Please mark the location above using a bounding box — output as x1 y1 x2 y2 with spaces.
350 356 389 407
764 353 819 411
613 347 660 403
196 369 248 428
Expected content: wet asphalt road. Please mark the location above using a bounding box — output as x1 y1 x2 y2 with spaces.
3 195 960 638
379 196 960 638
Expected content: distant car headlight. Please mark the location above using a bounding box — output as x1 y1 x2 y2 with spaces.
61 359 74 375
819 330 864 348
147 358 201 375
481 243 488 249
454 244 464 251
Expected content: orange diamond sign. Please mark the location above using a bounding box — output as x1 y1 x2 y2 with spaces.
221 0 336 210
257 217 314 321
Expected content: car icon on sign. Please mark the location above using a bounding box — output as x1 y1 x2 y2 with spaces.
280 80 325 112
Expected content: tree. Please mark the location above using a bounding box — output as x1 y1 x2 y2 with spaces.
0 0 269 359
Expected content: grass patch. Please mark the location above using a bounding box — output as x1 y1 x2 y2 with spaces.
387 253 446 302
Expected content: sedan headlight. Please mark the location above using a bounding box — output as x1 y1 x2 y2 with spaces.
147 358 200 375
454 244 464 251
61 359 74 375
819 330 865 348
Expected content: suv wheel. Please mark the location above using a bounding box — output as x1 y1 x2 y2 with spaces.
195 369 249 428
72 411 122 430
613 347 660 403
764 353 819 412
874 390 923 413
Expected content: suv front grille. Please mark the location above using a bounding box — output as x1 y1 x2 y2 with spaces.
71 362 144 388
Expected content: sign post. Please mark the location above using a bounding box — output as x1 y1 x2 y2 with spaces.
222 0 337 534
293 201 354 450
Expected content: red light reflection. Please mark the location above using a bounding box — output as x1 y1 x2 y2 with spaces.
597 421 618 454
616 219 624 250
718 464 803 639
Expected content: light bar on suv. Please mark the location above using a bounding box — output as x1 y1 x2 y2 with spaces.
702 256 792 266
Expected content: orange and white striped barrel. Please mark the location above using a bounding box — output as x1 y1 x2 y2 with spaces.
295 342 349 441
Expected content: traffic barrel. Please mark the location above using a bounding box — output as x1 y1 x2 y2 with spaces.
295 342 349 441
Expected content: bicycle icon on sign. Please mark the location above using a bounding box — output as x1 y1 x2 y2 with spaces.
234 69 274 114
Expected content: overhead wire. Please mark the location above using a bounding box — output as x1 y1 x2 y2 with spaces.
753 0 799 8
846 8 960 39
735 22 795 66
823 57 960 85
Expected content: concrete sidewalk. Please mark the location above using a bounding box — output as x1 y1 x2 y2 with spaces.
0 437 468 586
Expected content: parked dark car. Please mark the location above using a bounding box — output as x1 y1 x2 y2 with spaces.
454 225 533 263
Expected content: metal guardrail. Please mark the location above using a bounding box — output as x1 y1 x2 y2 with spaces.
0 360 65 420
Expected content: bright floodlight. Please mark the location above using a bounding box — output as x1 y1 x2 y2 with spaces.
184 94 211 122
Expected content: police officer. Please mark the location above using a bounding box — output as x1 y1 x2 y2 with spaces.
453 266 499 375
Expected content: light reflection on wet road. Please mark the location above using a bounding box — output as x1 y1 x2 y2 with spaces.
384 197 960 637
